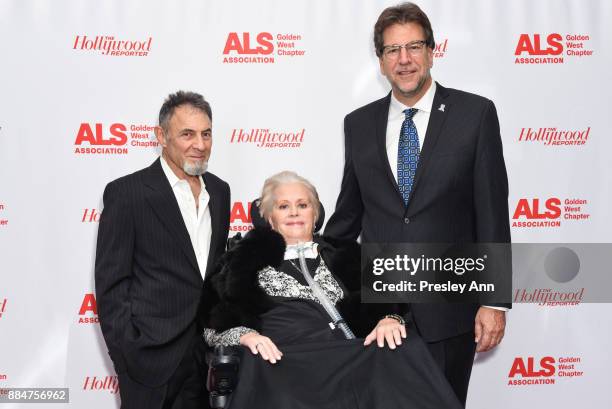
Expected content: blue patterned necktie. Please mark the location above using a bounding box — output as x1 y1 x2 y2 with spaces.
397 108 420 205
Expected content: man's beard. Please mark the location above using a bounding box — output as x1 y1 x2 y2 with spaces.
397 72 429 99
183 160 208 176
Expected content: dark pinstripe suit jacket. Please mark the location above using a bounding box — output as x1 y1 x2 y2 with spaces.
325 83 511 342
95 158 230 387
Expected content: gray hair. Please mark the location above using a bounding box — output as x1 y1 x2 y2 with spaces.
259 171 321 224
158 90 212 132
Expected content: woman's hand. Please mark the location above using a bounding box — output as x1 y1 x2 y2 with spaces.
240 332 283 364
363 317 407 349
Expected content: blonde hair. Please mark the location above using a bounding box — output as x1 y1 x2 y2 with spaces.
259 171 320 224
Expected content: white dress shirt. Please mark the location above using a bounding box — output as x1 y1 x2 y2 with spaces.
384 82 507 313
386 81 437 182
160 156 212 279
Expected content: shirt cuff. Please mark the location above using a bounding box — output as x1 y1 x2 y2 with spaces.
482 305 509 312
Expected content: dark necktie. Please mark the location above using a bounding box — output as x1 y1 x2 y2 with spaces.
397 108 420 205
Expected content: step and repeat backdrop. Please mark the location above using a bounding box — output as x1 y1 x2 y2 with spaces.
1 0 611 407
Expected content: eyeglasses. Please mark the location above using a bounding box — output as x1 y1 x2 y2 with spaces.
382 40 427 59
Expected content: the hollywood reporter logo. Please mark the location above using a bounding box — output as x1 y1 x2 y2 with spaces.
82 208 101 223
433 39 448 58
74 123 158 155
230 128 305 148
514 33 593 64
508 356 583 386
518 126 590 146
514 246 584 307
223 32 305 64
512 198 590 228
78 293 99 324
0 298 7 319
83 375 119 394
73 35 152 57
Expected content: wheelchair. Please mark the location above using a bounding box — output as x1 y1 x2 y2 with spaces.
206 345 241 409
205 198 326 408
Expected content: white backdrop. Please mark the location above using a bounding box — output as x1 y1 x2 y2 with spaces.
1 0 611 407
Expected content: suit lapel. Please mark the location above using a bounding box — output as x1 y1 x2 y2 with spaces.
203 173 221 276
143 159 200 273
375 92 406 203
409 83 451 208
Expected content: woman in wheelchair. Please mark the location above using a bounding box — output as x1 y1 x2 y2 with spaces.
201 171 461 408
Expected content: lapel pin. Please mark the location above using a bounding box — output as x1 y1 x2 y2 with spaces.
438 104 445 112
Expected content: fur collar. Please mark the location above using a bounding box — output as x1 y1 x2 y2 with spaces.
203 228 387 336
211 227 285 301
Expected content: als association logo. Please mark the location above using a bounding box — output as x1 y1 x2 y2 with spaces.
514 33 593 64
73 123 158 155
222 32 305 64
83 375 119 394
0 202 7 228
230 201 254 233
0 298 7 319
508 356 583 386
518 126 590 146
78 293 99 324
230 128 305 148
73 35 152 57
512 198 590 228
433 38 448 58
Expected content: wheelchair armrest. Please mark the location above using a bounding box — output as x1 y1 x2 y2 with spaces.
206 345 241 409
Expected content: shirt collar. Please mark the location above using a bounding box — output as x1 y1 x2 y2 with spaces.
389 79 437 119
160 155 205 190
284 241 318 260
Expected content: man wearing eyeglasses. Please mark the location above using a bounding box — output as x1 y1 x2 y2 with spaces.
325 2 511 406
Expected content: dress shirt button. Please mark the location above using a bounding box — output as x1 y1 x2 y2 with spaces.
404 217 410 224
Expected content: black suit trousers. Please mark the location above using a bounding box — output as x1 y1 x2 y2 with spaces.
424 331 476 408
117 334 210 409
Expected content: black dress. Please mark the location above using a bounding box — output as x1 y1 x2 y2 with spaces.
223 257 462 409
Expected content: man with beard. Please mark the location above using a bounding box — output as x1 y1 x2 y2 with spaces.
95 91 230 408
325 3 511 406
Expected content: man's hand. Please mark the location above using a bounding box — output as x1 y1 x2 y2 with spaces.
474 307 506 352
364 317 406 349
